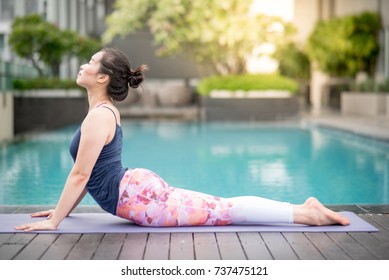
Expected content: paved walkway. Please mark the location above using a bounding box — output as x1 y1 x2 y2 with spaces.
304 110 389 141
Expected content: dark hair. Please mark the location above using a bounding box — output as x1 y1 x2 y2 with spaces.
99 48 147 101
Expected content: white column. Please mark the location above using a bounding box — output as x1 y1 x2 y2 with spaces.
45 0 58 24
69 0 78 31
59 1 70 79
14 0 25 16
79 0 87 36
310 67 330 112
69 0 80 79
0 92 14 142
58 0 68 29
385 28 389 79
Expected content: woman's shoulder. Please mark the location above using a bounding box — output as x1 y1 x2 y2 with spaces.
81 105 121 139
94 105 120 124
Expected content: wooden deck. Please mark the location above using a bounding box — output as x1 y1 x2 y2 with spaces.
1 205 389 260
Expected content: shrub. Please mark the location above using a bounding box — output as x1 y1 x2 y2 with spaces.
273 42 310 80
350 79 389 93
306 12 380 77
197 74 298 96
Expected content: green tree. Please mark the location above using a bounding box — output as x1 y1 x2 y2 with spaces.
103 0 294 75
273 42 310 80
306 12 380 77
9 14 101 77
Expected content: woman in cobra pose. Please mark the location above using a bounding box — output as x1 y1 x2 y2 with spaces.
16 48 350 231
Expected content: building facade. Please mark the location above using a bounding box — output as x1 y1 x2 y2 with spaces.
1 0 388 105
0 0 107 81
293 0 389 109
0 0 108 142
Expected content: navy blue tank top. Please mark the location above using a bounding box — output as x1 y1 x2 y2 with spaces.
69 107 127 215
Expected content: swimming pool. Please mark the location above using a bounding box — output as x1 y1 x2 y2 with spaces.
1 121 388 206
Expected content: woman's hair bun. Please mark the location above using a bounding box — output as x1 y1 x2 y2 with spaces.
128 64 148 89
99 48 148 101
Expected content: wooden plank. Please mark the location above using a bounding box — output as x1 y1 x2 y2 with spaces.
170 233 194 260
14 234 59 260
282 233 324 260
0 234 13 246
215 233 246 260
14 206 55 214
378 214 389 226
0 244 25 260
93 233 126 260
5 233 36 245
305 233 350 260
119 233 148 260
40 234 81 260
237 232 272 260
193 233 220 260
260 233 298 260
67 234 104 260
349 232 389 260
359 214 384 227
0 206 20 213
359 215 389 247
368 214 389 231
365 215 389 232
143 233 170 260
327 233 377 260
0 233 37 260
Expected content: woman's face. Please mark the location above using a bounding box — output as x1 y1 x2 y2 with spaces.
76 51 105 88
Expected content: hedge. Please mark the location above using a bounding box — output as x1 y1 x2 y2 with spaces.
197 74 298 96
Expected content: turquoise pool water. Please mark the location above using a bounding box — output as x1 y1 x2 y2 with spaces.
1 121 389 205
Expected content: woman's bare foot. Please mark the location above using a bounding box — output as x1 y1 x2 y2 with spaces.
293 197 350 226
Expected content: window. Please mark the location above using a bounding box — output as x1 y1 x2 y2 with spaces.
0 0 14 21
25 0 39 14
0 34 4 53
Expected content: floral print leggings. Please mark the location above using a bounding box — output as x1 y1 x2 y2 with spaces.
116 168 293 227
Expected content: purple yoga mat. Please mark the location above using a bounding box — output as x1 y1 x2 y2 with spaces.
0 211 378 234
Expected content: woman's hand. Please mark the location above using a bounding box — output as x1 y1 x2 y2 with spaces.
15 219 58 232
30 209 55 219
15 209 59 231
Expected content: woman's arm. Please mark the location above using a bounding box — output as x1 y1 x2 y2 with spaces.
68 188 88 214
30 188 87 219
15 109 113 231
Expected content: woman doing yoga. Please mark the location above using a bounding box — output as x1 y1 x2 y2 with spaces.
16 48 350 231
